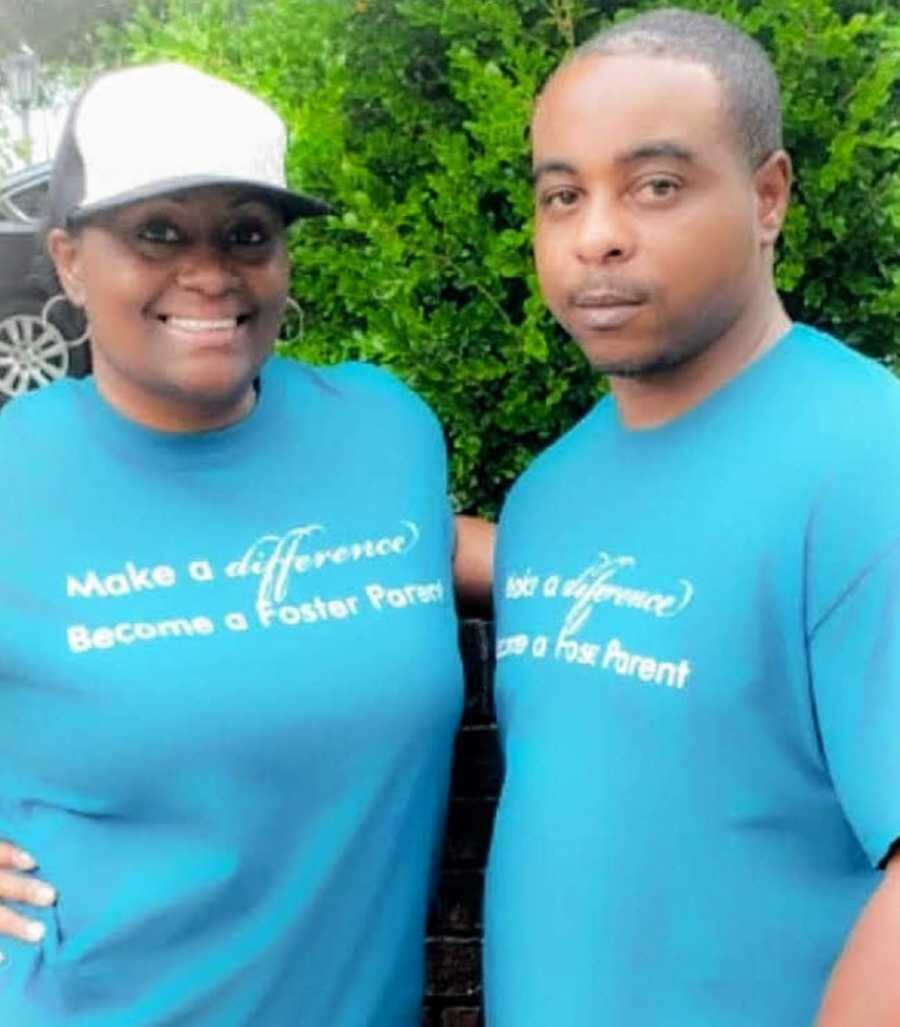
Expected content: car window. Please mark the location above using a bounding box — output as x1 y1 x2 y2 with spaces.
4 180 49 223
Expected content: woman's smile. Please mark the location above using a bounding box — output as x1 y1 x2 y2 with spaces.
49 187 290 430
154 311 257 349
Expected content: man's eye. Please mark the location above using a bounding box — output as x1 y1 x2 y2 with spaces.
639 178 681 200
137 220 182 244
540 189 579 210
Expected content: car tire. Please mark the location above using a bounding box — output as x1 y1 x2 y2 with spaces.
0 293 90 406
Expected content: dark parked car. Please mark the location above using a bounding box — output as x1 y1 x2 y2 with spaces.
0 162 89 407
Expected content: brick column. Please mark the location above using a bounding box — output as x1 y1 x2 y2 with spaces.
423 619 499 1027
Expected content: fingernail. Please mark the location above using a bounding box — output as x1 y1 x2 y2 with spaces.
31 883 56 906
24 920 45 943
13 850 36 871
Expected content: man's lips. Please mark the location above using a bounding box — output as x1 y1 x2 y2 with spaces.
569 291 646 330
571 290 646 308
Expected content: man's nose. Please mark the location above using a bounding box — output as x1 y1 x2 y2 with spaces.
574 198 635 264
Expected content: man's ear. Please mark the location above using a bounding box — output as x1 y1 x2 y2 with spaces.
46 228 87 306
753 149 792 248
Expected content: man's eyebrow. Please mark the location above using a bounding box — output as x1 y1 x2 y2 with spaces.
615 141 697 164
531 160 578 184
532 143 697 182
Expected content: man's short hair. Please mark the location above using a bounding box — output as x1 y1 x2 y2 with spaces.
566 7 783 169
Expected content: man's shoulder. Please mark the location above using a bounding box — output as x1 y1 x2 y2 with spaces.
782 324 900 449
789 323 900 402
501 396 614 515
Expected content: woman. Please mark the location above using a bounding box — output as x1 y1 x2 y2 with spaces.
0 61 488 1025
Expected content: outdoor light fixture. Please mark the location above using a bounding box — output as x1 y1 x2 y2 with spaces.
2 46 39 158
2 47 38 111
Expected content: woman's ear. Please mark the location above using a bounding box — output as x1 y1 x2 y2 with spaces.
46 228 86 307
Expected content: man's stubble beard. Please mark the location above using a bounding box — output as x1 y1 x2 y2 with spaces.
578 326 718 379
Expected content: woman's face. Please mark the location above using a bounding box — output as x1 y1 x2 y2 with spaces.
48 186 290 431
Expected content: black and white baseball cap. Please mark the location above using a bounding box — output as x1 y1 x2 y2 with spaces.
51 62 331 227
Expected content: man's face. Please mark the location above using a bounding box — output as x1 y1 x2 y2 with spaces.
532 54 771 377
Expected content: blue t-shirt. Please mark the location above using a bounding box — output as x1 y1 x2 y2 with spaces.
0 358 462 1026
485 325 900 1026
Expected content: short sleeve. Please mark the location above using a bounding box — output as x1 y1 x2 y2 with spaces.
809 463 900 867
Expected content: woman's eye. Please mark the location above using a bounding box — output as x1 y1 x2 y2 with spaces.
227 221 271 247
137 220 183 244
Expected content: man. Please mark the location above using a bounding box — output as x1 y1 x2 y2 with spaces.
484 8 900 1026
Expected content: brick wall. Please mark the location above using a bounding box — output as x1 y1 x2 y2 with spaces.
423 619 499 1027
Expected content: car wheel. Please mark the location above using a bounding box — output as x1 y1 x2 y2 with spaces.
0 294 89 405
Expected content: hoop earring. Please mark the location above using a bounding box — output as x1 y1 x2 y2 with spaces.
41 293 90 348
278 296 304 348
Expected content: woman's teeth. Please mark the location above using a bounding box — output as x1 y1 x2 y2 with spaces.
165 317 239 332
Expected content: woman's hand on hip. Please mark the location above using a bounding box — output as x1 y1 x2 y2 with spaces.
0 840 55 945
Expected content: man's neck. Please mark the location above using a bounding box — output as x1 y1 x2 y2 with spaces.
610 292 792 430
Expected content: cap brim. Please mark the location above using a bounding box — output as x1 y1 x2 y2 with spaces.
68 174 332 226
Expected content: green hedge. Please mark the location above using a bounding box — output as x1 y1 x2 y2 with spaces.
103 0 899 514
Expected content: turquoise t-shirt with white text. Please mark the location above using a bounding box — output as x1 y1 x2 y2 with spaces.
0 357 462 1026
485 325 900 1026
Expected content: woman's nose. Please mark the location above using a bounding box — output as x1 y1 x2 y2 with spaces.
175 244 241 294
